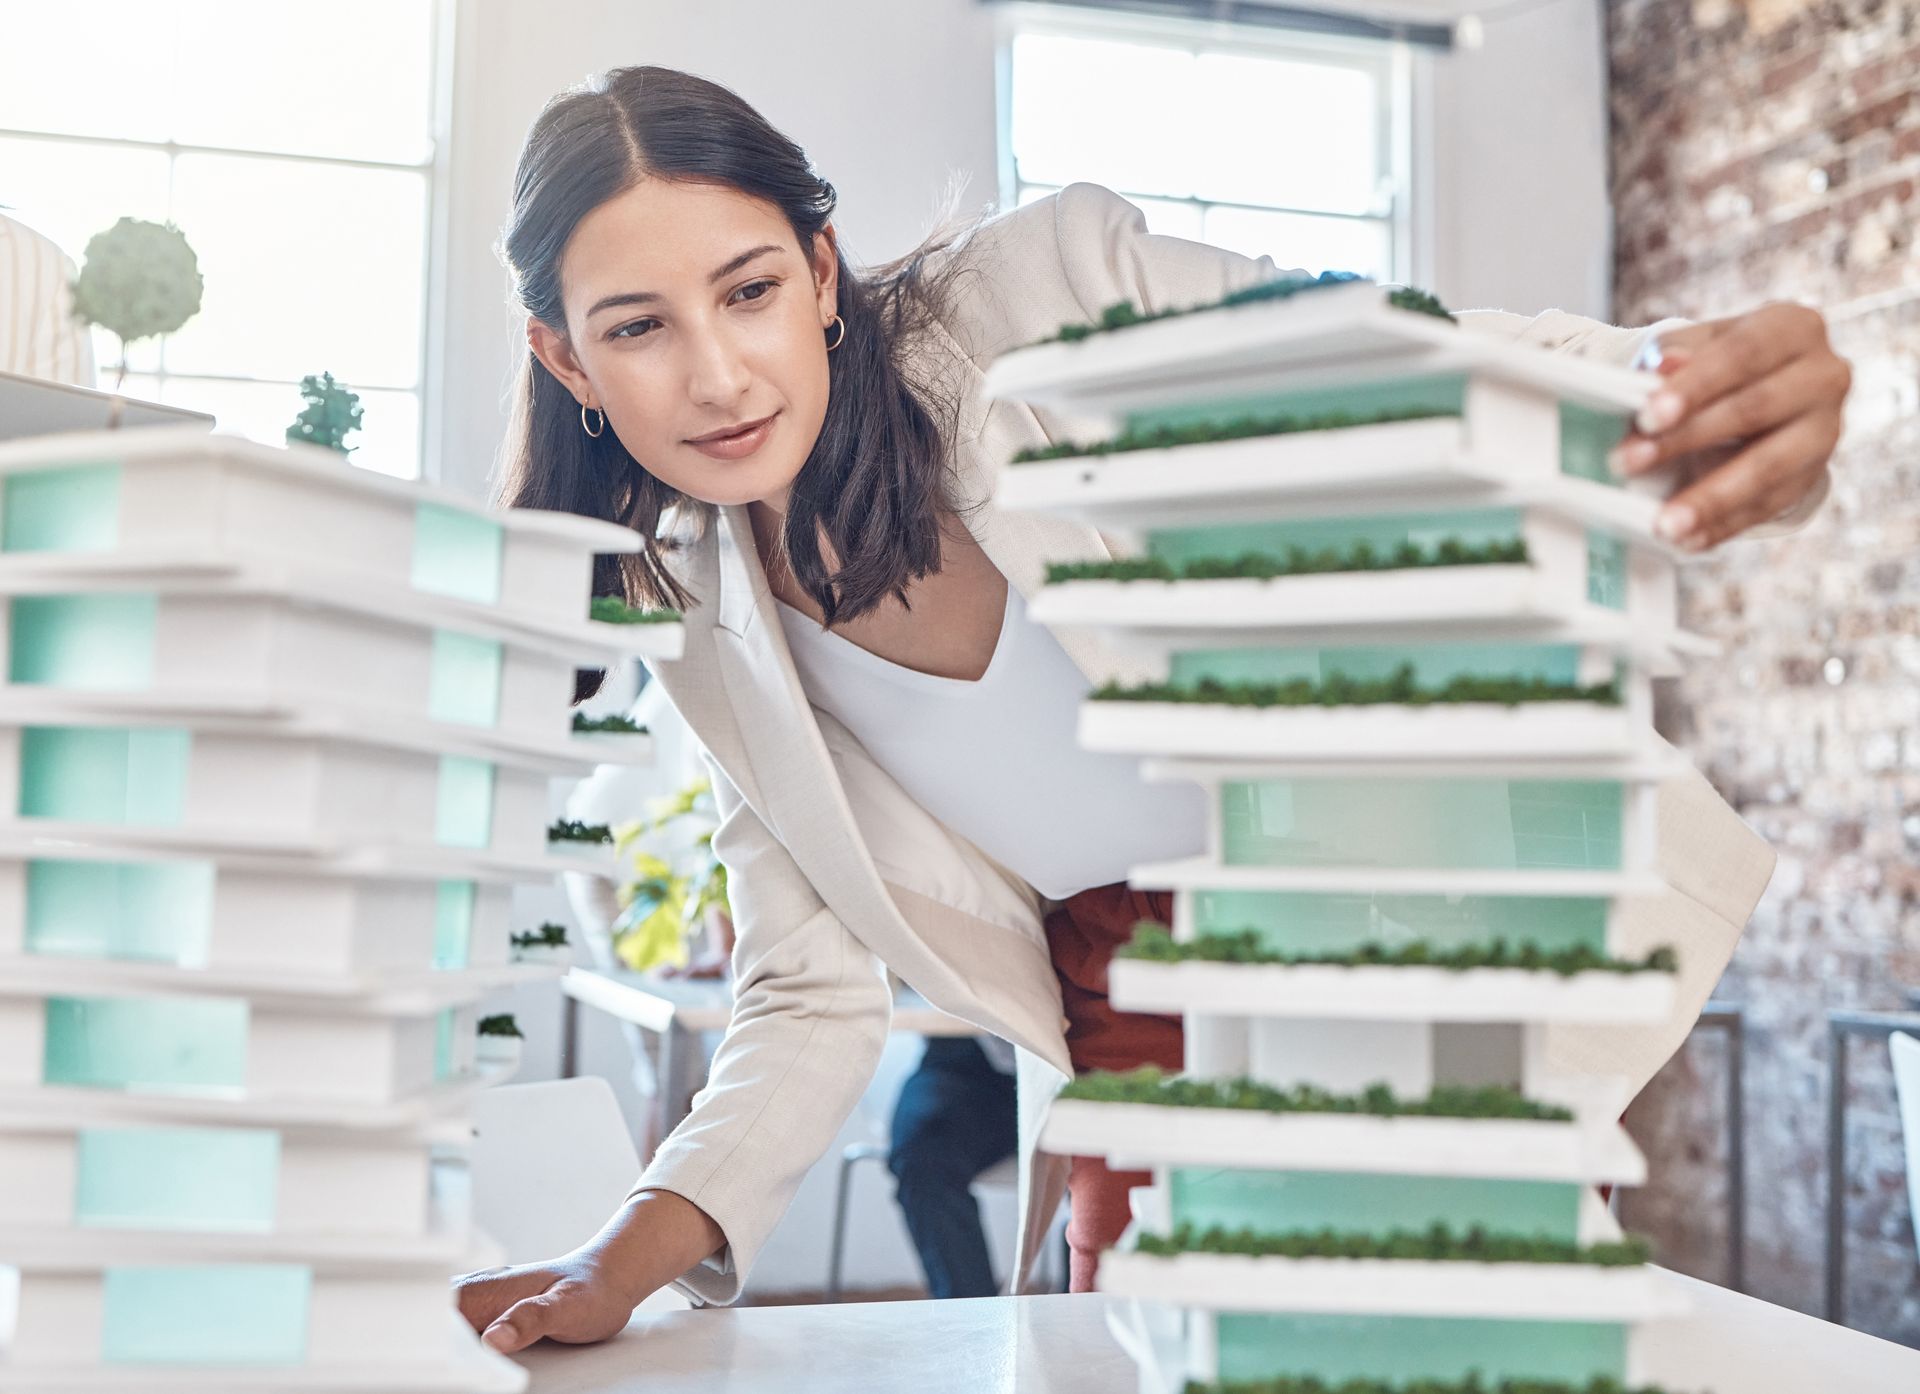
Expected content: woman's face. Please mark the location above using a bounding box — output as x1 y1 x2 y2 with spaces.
528 176 839 510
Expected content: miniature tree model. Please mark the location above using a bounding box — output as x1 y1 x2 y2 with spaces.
68 216 204 390
286 371 365 455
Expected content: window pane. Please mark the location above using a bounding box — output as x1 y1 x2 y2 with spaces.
0 136 172 375
1010 33 1198 199
1189 53 1382 215
162 154 427 387
168 0 436 163
0 2 176 141
1202 205 1391 280
152 378 422 481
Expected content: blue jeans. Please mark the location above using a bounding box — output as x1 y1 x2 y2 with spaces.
887 1035 1018 1299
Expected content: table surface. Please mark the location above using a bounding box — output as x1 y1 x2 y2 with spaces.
515 1272 1920 1394
560 966 975 1036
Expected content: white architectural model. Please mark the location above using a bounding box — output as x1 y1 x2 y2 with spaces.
0 428 678 1391
987 277 1701 1393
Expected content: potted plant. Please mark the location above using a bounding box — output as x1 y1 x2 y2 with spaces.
546 817 615 856
509 921 571 966
69 216 204 391
475 1012 524 1070
285 371 364 457
610 775 731 975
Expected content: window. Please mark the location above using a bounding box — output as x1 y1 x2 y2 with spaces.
996 6 1411 284
0 1 446 479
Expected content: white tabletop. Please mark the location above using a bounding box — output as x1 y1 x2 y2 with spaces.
560 966 976 1036
515 1274 1920 1394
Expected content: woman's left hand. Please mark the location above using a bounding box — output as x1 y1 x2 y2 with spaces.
1609 300 1851 551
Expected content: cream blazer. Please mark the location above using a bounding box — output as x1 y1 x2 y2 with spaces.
624 181 1782 1305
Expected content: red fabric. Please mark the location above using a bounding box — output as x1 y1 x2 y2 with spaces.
1043 881 1184 1293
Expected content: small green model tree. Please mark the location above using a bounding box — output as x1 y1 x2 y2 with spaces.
69 217 204 390
286 372 364 456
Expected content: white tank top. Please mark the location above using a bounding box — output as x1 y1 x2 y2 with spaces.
773 580 1209 901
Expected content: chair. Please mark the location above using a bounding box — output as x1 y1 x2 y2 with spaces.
468 1076 691 1312
824 1143 1065 1299
1891 1032 1920 1266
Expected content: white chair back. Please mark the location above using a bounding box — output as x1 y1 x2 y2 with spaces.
1891 1031 1920 1266
470 1076 690 1311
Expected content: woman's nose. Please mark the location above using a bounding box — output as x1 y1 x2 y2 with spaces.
684 325 753 407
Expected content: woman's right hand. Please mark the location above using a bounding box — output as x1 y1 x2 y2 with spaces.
454 1250 643 1354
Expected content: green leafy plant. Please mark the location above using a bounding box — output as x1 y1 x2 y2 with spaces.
1091 664 1621 711
610 775 730 973
69 216 204 390
476 1012 523 1038
547 818 614 845
1036 271 1454 347
1117 924 1678 977
1045 537 1528 586
1058 1067 1574 1122
286 371 364 455
572 711 649 735
589 595 683 625
1011 405 1457 465
510 923 569 950
1185 1374 1689 1394
1136 1220 1650 1267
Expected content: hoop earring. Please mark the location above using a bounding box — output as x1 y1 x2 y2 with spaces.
580 403 605 438
824 314 846 352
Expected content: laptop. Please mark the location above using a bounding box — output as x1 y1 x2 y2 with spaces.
0 369 215 442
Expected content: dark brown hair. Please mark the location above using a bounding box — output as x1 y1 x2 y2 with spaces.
494 66 992 698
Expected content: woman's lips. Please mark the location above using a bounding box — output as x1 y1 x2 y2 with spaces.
686 412 777 460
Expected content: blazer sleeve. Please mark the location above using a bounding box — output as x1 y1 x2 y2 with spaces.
627 747 893 1305
1053 179 1781 1096
1049 180 1826 534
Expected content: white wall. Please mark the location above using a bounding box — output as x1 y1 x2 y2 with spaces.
444 0 1615 1296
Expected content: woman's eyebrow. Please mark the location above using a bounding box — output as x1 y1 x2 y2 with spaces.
586 244 785 318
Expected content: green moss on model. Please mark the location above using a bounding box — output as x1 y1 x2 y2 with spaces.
1045 537 1527 586
1185 1376 1688 1394
547 818 614 845
1117 924 1677 976
1091 663 1621 710
571 712 649 734
1057 1067 1574 1123
477 1012 523 1038
510 923 569 950
1009 404 1456 464
1136 1220 1650 1267
1039 271 1454 346
589 595 682 625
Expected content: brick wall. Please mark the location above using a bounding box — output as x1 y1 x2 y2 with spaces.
1607 0 1920 1343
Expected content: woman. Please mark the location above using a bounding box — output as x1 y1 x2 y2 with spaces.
458 65 1848 1351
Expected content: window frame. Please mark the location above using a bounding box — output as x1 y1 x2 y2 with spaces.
990 1 1428 289
0 0 455 483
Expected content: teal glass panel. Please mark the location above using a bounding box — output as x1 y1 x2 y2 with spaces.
1169 641 1581 690
1148 508 1522 572
2 463 121 553
1220 778 1622 872
1217 1313 1626 1386
434 1008 456 1080
1187 890 1611 955
1587 529 1628 610
24 858 216 964
76 1126 279 1231
427 629 503 727
411 502 503 605
432 879 475 970
1560 403 1631 488
1122 373 1468 438
43 995 247 1093
102 1264 309 1364
434 756 495 849
18 725 191 826
9 593 156 689
1169 1169 1580 1242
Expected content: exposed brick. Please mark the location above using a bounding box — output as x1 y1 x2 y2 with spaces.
1609 0 1920 1348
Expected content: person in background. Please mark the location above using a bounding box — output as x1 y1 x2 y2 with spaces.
886 1032 1017 1299
0 211 95 387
